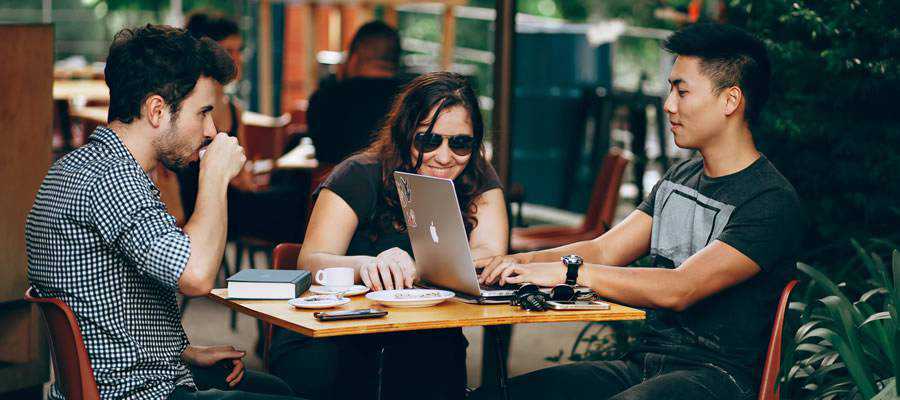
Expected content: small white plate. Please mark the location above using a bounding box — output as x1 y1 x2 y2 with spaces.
365 289 455 308
309 284 370 296
288 295 351 309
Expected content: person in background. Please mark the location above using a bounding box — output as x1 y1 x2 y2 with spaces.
268 72 508 400
25 24 304 400
307 20 409 168
179 12 256 221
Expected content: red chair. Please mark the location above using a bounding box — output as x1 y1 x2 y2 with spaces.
24 287 100 400
262 242 303 368
758 279 799 400
511 149 630 251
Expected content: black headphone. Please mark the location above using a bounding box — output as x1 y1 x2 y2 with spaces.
511 283 577 311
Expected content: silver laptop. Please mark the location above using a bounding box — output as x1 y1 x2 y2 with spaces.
394 171 519 303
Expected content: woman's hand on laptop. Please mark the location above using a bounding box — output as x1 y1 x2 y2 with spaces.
476 253 534 285
361 247 417 291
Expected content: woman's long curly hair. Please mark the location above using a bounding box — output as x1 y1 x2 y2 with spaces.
361 71 492 241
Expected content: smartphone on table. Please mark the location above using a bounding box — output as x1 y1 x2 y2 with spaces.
313 308 388 321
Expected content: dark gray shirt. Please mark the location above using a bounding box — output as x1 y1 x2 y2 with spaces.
635 154 802 380
26 127 194 399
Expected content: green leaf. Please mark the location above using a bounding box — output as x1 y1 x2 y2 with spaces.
818 296 878 397
862 312 893 327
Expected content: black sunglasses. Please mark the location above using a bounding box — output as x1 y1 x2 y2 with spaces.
413 133 475 156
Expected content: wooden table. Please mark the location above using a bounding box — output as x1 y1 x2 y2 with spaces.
208 288 644 337
208 288 644 399
53 79 109 103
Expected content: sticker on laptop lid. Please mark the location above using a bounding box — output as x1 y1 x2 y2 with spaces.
395 174 412 207
405 208 417 228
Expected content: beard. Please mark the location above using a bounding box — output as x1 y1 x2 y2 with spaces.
154 119 196 173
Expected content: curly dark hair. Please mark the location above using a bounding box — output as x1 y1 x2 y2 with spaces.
105 24 236 124
185 12 240 42
362 71 492 240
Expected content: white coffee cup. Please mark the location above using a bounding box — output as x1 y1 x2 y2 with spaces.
315 267 354 288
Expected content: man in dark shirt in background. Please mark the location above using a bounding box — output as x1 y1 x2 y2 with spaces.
475 23 803 400
307 21 407 166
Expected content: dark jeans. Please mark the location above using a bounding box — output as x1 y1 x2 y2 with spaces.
470 352 755 400
169 364 304 400
268 327 468 400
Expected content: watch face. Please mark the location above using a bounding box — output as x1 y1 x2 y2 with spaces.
562 254 583 265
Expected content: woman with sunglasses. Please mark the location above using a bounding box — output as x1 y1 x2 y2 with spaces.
267 72 508 400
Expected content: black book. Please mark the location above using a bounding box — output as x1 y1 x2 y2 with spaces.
226 269 311 299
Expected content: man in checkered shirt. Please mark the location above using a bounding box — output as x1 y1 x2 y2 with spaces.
26 25 305 400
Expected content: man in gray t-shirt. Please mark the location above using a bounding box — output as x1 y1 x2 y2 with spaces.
474 23 802 400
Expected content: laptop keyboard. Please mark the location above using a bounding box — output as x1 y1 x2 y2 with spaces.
479 282 520 291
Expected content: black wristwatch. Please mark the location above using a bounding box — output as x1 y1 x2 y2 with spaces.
562 255 583 286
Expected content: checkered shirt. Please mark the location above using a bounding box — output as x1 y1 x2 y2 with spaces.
26 127 196 399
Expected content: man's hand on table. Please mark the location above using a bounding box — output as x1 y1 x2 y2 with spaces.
182 345 246 388
477 255 566 288
476 253 535 285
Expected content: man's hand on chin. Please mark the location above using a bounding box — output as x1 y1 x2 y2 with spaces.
182 345 246 388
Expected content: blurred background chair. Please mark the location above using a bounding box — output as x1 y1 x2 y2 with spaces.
510 149 630 252
262 242 303 369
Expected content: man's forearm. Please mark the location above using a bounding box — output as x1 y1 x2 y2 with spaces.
580 264 690 311
180 174 229 295
522 238 608 264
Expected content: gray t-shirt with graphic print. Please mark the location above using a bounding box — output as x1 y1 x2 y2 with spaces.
635 154 802 381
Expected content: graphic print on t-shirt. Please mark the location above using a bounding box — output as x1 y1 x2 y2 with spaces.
650 180 735 267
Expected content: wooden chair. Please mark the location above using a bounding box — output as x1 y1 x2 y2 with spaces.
262 242 303 369
510 149 630 251
24 287 100 400
758 279 799 400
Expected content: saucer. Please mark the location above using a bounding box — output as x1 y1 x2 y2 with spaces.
288 295 351 309
365 289 455 308
309 285 369 296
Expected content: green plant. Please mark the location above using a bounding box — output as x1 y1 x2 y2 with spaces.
781 246 900 399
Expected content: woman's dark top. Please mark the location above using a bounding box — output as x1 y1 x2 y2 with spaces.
268 152 502 367
314 153 502 257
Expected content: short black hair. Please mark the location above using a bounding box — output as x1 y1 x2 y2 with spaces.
185 12 240 42
664 23 771 124
348 21 401 68
105 24 236 124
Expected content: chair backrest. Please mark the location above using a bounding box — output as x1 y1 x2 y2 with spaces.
242 112 291 162
264 242 303 368
273 242 303 270
581 149 631 233
24 287 100 400
758 279 799 400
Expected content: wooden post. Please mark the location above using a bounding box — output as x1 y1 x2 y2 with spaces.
440 5 456 71
339 4 364 52
0 24 52 395
491 0 515 187
258 0 274 115
383 5 398 27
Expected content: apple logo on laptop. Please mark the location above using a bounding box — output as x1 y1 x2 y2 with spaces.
429 221 439 244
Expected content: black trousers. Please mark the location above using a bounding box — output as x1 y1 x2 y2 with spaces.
268 327 468 400
169 364 304 400
470 352 755 400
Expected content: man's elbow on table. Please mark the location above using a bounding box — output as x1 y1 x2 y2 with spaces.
179 267 214 297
